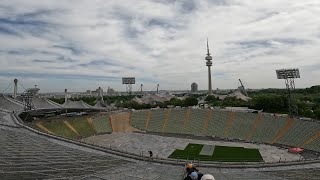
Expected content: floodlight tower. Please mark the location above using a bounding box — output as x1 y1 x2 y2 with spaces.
205 39 213 95
276 68 300 117
122 77 135 95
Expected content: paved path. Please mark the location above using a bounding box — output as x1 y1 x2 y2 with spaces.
200 145 215 156
84 132 302 163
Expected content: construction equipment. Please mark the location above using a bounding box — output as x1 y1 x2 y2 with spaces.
239 79 248 96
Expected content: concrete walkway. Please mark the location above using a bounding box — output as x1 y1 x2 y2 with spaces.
84 132 302 163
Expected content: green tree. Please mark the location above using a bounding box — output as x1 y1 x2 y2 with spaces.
303 108 315 118
183 97 198 107
314 108 320 119
205 95 217 102
167 98 183 106
252 94 287 113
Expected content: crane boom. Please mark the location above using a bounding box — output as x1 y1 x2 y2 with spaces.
239 79 248 96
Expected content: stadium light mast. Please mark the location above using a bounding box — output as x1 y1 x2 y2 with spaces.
205 39 213 94
122 77 135 95
276 68 300 117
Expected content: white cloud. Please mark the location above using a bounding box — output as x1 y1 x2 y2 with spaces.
0 0 319 92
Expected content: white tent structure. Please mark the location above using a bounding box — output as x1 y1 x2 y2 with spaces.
132 94 175 105
32 97 62 109
62 100 93 109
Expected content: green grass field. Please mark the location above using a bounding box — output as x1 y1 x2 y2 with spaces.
168 143 263 162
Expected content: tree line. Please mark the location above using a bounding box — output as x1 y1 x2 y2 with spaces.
48 85 320 119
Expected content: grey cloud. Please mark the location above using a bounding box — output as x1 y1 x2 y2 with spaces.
0 26 20 36
33 59 55 63
53 45 83 55
232 38 308 49
0 0 319 91
78 60 118 67
56 56 78 63
207 0 229 6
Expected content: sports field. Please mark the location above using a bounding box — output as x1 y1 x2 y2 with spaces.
168 143 263 162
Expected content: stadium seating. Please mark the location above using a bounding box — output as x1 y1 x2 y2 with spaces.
146 110 166 132
91 115 112 134
2 107 319 179
0 112 16 126
304 136 320 152
130 109 320 152
250 114 287 143
185 109 207 136
163 109 186 134
0 125 131 179
277 120 320 147
38 120 79 139
131 110 148 131
67 117 96 137
228 112 257 140
206 110 230 137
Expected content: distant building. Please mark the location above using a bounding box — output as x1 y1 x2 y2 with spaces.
107 87 116 96
191 83 198 93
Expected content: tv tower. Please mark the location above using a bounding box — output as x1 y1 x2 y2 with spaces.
205 39 213 94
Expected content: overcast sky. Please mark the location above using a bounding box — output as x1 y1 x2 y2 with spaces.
0 0 319 93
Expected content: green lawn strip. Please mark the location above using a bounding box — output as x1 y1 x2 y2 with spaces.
169 143 205 160
212 146 263 162
41 120 78 139
67 116 95 138
168 144 263 162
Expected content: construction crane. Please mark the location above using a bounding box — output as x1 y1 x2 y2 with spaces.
239 79 248 96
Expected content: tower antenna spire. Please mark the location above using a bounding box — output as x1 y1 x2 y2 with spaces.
207 38 210 55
